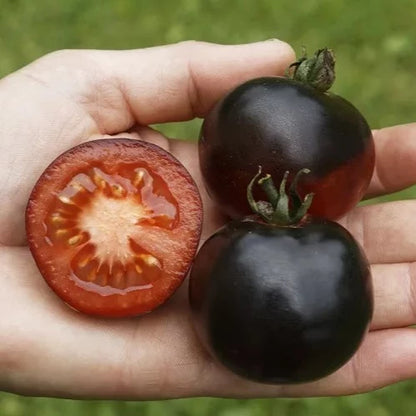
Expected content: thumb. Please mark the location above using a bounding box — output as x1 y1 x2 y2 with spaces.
19 40 295 130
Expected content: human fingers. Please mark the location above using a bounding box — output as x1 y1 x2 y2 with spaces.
19 40 295 132
366 124 416 197
3 246 416 399
340 200 416 264
369 262 416 330
200 328 416 397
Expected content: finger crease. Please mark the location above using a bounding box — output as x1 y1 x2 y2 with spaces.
372 134 394 195
345 209 366 251
116 77 138 126
348 351 363 394
187 59 202 118
406 262 416 322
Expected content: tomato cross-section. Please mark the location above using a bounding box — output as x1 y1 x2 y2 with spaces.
26 139 202 317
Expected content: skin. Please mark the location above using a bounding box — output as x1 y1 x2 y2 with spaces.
0 40 416 399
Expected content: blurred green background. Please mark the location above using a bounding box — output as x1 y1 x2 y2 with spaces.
1 0 416 414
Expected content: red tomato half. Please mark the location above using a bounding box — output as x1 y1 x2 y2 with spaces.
26 139 202 317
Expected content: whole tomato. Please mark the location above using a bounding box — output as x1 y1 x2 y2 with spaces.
199 49 375 220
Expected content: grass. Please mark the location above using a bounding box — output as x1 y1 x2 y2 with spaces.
1 0 416 414
2 381 416 416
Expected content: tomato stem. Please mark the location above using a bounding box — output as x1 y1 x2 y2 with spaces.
286 48 335 93
247 167 314 226
258 174 279 207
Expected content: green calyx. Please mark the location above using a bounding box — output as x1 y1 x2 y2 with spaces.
247 167 314 226
286 48 335 93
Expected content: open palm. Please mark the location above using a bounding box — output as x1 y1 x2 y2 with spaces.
1 40 416 399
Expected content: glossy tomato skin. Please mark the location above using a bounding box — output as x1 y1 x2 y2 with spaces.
199 77 375 220
189 218 373 383
26 139 202 318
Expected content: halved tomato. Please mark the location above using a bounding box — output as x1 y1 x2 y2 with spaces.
26 139 202 317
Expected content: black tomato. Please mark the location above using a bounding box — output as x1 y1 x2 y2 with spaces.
189 218 373 384
199 50 375 220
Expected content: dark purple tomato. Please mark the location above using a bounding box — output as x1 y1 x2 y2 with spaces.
189 218 373 383
199 77 375 220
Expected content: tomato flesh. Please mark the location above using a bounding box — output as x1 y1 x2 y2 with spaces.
26 139 202 317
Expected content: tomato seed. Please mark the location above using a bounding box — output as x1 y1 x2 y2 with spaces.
133 169 145 187
58 195 76 205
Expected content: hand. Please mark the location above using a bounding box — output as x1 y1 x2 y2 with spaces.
1 40 415 400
